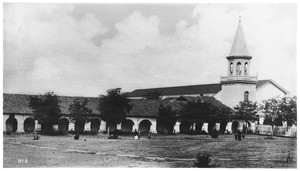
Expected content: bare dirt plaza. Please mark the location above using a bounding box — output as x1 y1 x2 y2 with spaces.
3 133 296 168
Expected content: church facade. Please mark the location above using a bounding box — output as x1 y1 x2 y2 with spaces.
3 21 289 134
128 20 288 107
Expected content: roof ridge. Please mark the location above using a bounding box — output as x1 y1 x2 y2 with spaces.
133 83 221 91
3 93 99 99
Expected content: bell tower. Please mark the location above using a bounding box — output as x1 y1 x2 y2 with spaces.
220 19 257 108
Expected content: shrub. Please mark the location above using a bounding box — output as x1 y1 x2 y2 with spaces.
74 133 79 140
194 153 211 168
210 129 219 138
33 134 40 140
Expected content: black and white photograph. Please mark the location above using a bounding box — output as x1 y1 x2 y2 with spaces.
2 1 298 168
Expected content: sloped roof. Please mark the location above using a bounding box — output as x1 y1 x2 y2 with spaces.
228 20 251 57
3 94 100 115
256 79 289 94
128 80 279 98
256 79 270 88
3 93 230 117
128 99 184 117
3 93 184 117
128 96 232 117
128 83 222 97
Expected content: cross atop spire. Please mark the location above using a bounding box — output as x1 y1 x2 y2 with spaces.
228 19 251 57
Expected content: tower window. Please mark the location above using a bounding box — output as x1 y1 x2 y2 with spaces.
244 62 248 75
236 62 241 75
244 91 249 102
230 62 233 75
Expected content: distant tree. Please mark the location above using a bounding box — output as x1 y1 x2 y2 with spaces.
69 98 94 133
29 92 61 134
261 96 297 127
179 98 231 134
260 97 283 136
279 96 297 126
260 97 281 128
98 88 132 134
234 101 258 120
234 101 258 133
179 100 207 129
157 105 177 134
144 90 162 99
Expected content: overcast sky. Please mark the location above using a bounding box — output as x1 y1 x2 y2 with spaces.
3 3 297 97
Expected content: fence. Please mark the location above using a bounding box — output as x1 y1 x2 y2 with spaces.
255 125 297 137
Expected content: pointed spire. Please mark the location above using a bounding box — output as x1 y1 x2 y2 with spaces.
228 18 251 57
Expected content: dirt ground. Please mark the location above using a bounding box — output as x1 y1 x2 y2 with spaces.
3 133 297 168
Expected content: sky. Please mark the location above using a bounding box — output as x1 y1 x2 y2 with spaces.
3 3 297 97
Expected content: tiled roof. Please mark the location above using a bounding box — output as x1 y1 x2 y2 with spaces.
128 99 185 117
3 94 99 115
128 83 222 97
128 80 274 98
3 93 230 117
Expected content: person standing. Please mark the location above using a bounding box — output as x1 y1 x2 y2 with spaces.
138 130 141 139
134 129 138 140
234 131 238 141
237 130 242 141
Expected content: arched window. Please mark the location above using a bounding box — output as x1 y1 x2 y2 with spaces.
236 62 241 75
230 62 233 75
244 91 249 102
244 62 248 75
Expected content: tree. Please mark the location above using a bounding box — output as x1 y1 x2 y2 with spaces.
29 92 61 134
157 105 177 134
234 101 258 133
98 88 132 134
69 98 94 133
144 90 162 99
179 100 208 131
179 97 231 134
279 96 297 126
260 97 281 128
261 96 297 127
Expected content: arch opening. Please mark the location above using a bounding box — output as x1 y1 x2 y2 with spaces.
91 118 101 133
6 115 18 132
208 121 217 134
75 120 85 133
139 120 152 133
121 119 134 133
244 62 248 75
58 118 69 132
106 121 117 133
236 62 241 75
219 120 228 134
24 118 35 132
180 120 192 133
230 62 234 75
232 121 239 133
195 121 204 133
157 120 174 134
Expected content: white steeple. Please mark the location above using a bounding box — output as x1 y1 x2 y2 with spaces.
228 19 251 57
